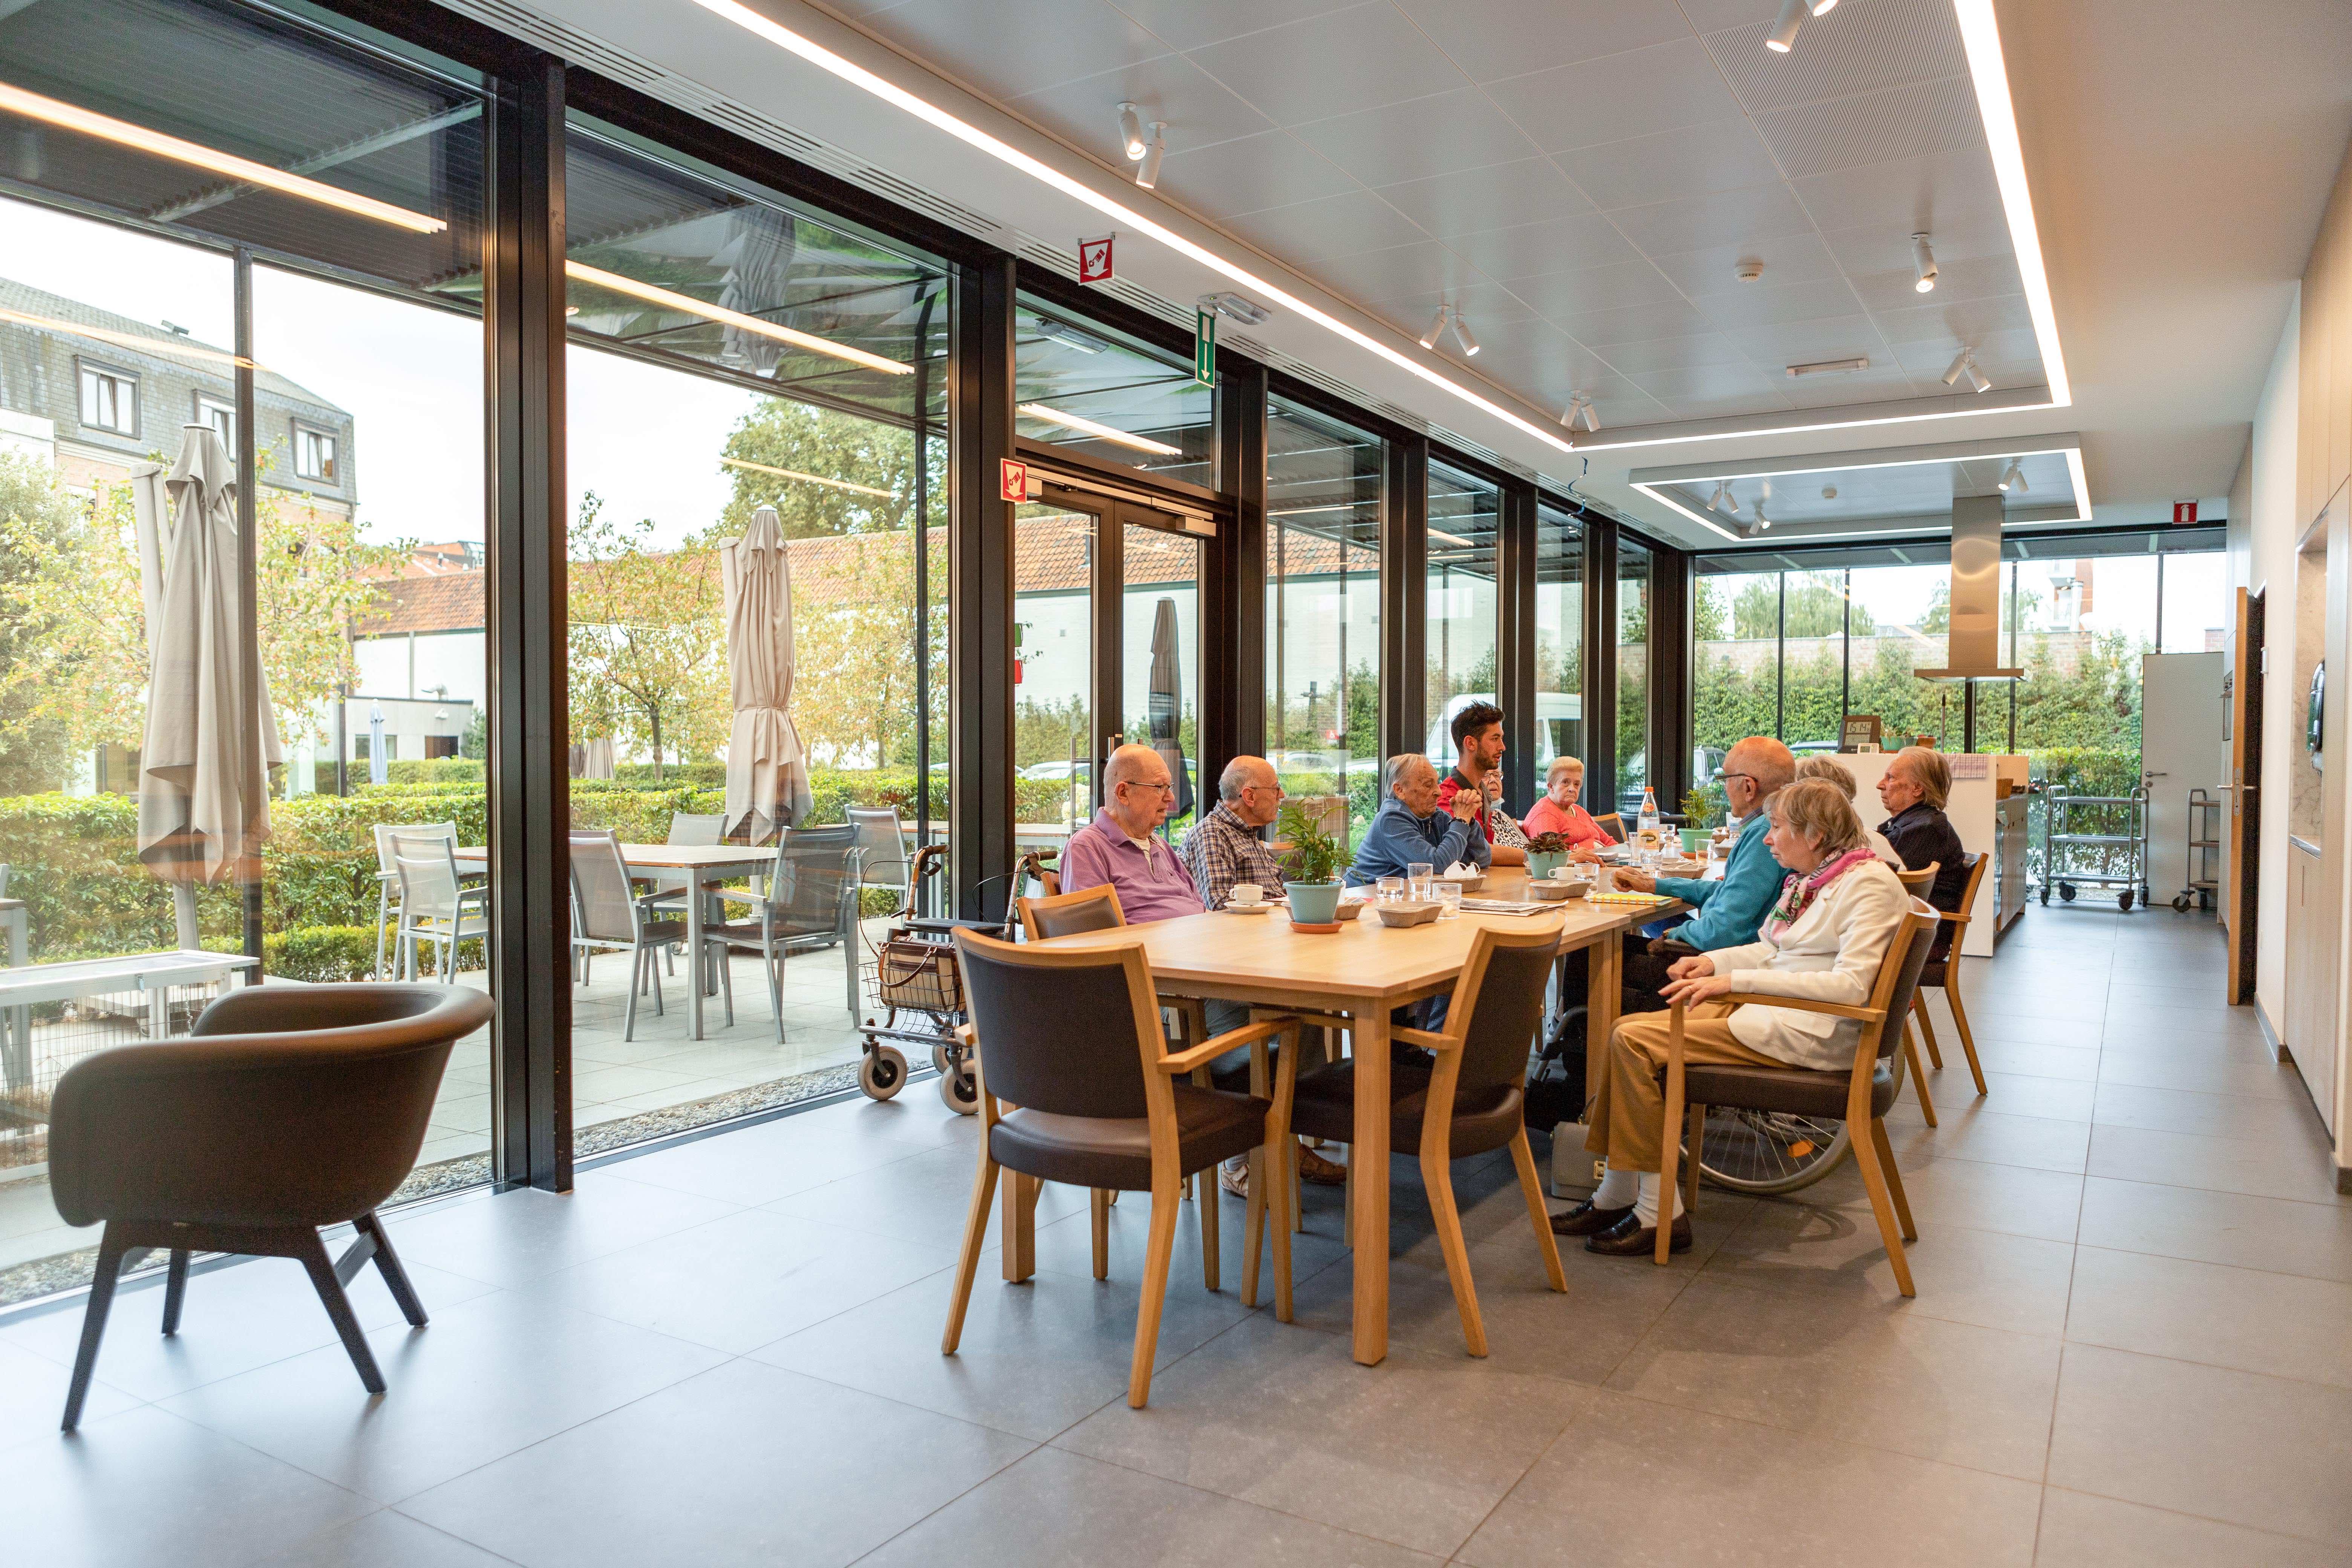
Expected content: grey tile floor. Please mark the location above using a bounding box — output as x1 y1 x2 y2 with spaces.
5 904 2347 1566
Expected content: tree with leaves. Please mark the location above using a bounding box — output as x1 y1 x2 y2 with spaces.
567 491 727 780
718 399 942 540
789 526 946 769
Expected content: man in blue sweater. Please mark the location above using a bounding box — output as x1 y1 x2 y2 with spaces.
1611 736 1794 1013
1347 753 1489 887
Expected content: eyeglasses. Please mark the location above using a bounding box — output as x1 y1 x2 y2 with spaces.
1716 771 1758 786
1121 780 1178 796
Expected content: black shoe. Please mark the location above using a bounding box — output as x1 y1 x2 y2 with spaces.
1585 1211 1692 1256
1549 1200 1632 1237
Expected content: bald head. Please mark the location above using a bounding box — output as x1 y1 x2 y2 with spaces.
1102 743 1174 836
1218 755 1283 827
1720 736 1794 820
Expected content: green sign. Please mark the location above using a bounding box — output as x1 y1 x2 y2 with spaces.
1193 305 1215 387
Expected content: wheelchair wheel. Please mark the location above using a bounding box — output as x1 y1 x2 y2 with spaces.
1696 1106 1851 1193
859 1044 907 1100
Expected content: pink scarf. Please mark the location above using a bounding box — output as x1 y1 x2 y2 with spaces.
1764 845 1877 939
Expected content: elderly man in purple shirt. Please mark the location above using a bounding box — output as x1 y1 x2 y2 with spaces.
1056 743 1206 922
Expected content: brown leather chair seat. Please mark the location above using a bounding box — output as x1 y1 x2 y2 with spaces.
1680 1059 1899 1122
1290 1060 1523 1159
991 1084 1270 1191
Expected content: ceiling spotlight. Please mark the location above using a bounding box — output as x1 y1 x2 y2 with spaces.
1822 484 1838 500
1202 291 1269 326
1807 0 1838 11
1911 233 1939 293
1942 346 1990 392
1419 303 1451 350
1135 122 1165 188
1563 393 1599 433
1116 102 1147 161
1705 481 1726 513
1449 311 1480 357
1999 458 2028 493
1965 359 1992 393
1766 0 1806 52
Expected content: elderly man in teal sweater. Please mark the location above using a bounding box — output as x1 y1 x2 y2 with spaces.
1612 736 1795 1012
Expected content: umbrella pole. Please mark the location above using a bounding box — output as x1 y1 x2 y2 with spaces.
234 248 265 980
172 883 199 952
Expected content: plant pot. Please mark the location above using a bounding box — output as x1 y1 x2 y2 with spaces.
1680 828 1710 853
1525 850 1568 879
1286 882 1344 926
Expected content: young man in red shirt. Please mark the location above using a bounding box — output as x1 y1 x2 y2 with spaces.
1435 700 1528 867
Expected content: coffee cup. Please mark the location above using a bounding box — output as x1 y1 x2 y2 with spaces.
1551 866 1573 881
1230 883 1263 907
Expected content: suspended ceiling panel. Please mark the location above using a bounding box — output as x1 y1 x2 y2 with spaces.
1629 433 2088 542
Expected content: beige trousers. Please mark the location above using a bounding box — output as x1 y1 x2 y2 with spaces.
1584 1000 1783 1173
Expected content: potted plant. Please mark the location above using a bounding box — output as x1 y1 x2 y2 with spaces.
1278 801 1348 929
1524 830 1573 880
1679 787 1720 854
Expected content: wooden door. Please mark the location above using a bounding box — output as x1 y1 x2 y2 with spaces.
2226 586 2264 1004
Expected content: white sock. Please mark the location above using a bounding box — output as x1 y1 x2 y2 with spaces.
1592 1167 1638 1209
1633 1172 1684 1227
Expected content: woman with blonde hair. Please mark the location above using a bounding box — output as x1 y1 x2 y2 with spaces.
1563 777 1909 1256
1521 754 1612 849
1793 754 1900 867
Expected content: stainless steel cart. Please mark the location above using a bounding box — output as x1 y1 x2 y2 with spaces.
2041 781 2152 910
2171 787 2223 913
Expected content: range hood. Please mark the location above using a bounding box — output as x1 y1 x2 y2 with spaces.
1915 495 2023 682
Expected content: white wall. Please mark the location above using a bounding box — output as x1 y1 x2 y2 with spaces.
352 630 487 709
2234 289 2302 1033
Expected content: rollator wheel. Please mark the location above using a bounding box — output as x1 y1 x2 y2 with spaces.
2058 882 2076 902
939 1067 980 1115
2171 892 2194 913
931 1041 954 1076
2117 889 2134 911
859 1045 908 1101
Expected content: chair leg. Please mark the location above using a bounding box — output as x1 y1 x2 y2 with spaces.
1128 1169 1183 1408
1198 1160 1222 1292
1913 992 1944 1069
1508 1129 1567 1293
1656 1063 1686 1269
1242 1147 1267 1308
942 1155 1002 1354
1849 1112 1916 1297
1683 1101 1706 1219
161 1248 190 1335
1903 1021 1939 1127
355 1211 429 1326
1421 1143 1487 1358
1869 1118 1918 1242
1000 1173 1038 1283
63 1228 129 1430
623 946 642 1043
647 940 665 1017
1090 1188 1110 1281
766 938 786 1044
293 1229 385 1394
1944 978 1988 1096
375 884 392 980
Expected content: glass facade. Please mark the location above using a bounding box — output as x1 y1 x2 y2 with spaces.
1534 502 1585 779
1616 535 1653 812
1265 398 1380 830
0 0 491 1291
1013 297 1213 490
1425 460 1501 760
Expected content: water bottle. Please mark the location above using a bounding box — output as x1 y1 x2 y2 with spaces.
1637 785 1661 867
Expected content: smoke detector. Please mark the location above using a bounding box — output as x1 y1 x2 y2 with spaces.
1821 485 1838 500
1735 258 1766 283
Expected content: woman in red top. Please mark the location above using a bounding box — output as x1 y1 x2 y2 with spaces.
1521 755 1612 850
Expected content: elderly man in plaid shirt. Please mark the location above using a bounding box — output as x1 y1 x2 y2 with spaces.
1180 755 1348 1194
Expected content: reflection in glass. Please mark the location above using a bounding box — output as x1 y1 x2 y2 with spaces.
1616 537 1652 812
1014 502 1096 830
1426 461 1500 761
1535 504 1584 781
1266 400 1380 834
1013 299 1212 489
1122 525 1199 839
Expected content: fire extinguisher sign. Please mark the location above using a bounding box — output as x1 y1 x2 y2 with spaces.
1077 234 1115 285
2173 500 2199 525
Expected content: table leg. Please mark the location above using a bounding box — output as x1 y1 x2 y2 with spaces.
688 877 706 1041
1583 933 1620 1117
1351 1004 1391 1367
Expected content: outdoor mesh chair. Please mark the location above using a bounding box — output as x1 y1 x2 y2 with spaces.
390 833 488 983
49 982 494 1428
846 806 914 916
568 829 710 1041
371 820 456 979
641 812 727 975
705 824 863 1039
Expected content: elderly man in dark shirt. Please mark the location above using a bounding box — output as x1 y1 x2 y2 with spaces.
1877 746 1968 958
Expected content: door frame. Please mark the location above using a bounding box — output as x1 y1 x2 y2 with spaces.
2227 583 2265 1005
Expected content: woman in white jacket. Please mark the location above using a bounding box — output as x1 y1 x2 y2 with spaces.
1562 777 1909 1257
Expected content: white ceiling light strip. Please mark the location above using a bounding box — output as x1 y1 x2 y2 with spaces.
684 0 1577 456
1018 402 1182 456
1632 442 2090 543
566 260 913 375
720 455 895 498
1952 0 2069 406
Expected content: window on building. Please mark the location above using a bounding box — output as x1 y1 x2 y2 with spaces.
77 363 136 434
293 424 338 481
196 395 235 449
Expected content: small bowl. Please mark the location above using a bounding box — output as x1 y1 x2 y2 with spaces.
1373 900 1442 928
1439 873 1486 894
1527 879 1582 901
1331 897 1364 922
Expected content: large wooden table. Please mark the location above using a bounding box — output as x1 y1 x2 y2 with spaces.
1037 867 1677 1366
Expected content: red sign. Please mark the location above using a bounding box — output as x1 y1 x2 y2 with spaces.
999 457 1028 504
1077 233 1115 285
2173 500 2199 525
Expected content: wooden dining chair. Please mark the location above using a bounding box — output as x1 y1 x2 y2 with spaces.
1592 811 1626 844
1912 853 1989 1097
1018 883 1123 940
1655 899 1939 1293
1280 919 1568 1357
943 928 1298 1407
1889 863 1944 1127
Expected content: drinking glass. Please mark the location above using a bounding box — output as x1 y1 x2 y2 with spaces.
1434 883 1463 920
1376 876 1404 904
1407 861 1434 902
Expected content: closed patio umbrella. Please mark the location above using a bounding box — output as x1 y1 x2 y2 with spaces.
1147 596 1193 822
135 424 282 948
721 504 810 843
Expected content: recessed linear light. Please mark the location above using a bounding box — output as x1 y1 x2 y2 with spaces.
0 81 447 233
1786 357 1870 377
1018 402 1182 456
1116 102 1146 162
1427 528 1477 547
681 0 1582 458
1631 440 2090 544
565 261 912 377
1911 233 1939 293
0 306 260 371
721 455 895 499
1135 122 1165 190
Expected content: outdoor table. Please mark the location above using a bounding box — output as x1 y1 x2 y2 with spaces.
917 823 1074 851
1032 867 1673 1367
0 949 260 1093
453 844 773 1041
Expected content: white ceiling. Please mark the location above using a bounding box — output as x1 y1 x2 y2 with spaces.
838 0 2047 434
1643 445 2080 536
465 0 2352 551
